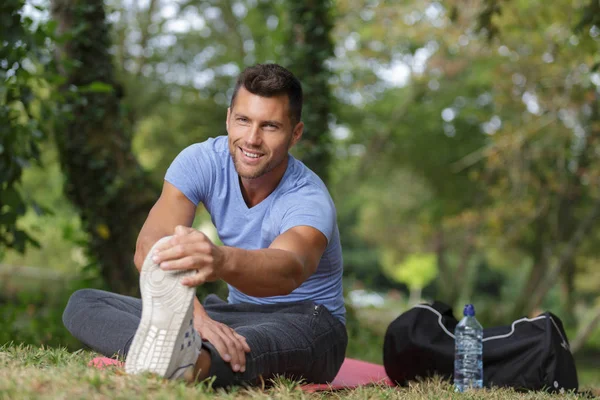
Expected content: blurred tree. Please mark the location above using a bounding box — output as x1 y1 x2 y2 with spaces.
331 0 600 339
51 0 158 295
382 252 437 305
285 0 335 183
446 0 600 320
329 0 493 307
0 0 56 257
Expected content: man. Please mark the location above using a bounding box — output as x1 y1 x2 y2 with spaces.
62 63 347 387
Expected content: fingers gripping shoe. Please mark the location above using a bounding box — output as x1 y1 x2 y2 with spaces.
125 236 201 380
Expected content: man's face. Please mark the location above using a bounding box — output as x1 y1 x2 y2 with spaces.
227 87 303 180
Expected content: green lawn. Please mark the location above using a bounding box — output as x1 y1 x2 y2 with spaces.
1 344 597 399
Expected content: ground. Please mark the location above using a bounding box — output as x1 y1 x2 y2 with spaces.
1 344 597 399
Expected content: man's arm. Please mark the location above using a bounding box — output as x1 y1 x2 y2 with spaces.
136 181 251 371
155 224 328 297
219 225 327 296
133 181 196 271
134 181 211 325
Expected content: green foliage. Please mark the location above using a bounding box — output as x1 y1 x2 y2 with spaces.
442 0 600 319
0 0 57 257
383 253 438 292
0 272 105 350
51 0 160 295
286 0 335 183
0 291 74 349
331 0 600 331
344 304 384 364
1 142 89 272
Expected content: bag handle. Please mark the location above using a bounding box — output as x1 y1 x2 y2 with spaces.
429 301 456 318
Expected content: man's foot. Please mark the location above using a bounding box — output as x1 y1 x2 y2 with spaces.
125 236 201 380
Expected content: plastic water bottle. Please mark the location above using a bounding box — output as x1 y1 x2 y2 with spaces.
454 304 483 392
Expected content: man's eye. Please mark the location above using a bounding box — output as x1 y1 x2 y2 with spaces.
237 117 248 123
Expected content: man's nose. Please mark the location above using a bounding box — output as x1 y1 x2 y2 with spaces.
246 125 261 146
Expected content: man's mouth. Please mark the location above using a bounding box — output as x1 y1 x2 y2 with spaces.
240 147 263 159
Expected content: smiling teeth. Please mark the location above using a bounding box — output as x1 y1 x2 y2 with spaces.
242 149 260 158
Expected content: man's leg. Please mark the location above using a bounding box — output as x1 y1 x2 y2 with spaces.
62 288 142 357
199 295 348 387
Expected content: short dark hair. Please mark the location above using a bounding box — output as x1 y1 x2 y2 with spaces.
230 64 303 125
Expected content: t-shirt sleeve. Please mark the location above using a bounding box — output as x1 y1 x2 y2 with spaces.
164 143 214 206
279 185 336 243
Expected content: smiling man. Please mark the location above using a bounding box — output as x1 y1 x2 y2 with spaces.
62 64 347 387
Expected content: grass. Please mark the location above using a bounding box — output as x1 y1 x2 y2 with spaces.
1 344 597 399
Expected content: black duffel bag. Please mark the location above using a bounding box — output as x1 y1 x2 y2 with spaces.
383 301 578 393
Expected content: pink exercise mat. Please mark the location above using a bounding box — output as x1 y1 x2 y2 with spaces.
88 356 394 391
302 358 394 392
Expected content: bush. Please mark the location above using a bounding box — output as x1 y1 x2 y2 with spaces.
344 304 384 364
0 273 105 350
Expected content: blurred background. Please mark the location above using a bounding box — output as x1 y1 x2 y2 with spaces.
2 0 599 386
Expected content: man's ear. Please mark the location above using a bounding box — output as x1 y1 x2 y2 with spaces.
291 121 304 147
226 107 231 132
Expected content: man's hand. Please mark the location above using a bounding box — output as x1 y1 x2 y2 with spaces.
194 312 251 373
152 225 226 286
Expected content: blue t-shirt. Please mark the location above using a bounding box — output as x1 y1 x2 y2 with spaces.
164 135 345 324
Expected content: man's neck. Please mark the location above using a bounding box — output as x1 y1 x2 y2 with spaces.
239 157 289 208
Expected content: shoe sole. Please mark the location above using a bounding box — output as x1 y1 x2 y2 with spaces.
125 237 197 378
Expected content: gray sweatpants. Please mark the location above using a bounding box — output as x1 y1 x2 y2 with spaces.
62 289 347 387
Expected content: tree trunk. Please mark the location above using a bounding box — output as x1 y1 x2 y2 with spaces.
286 0 334 184
453 230 477 305
509 216 549 319
571 302 600 354
408 286 422 307
51 0 158 295
527 197 600 314
561 258 577 319
433 228 454 303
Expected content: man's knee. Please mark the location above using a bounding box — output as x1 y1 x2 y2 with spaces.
62 288 101 332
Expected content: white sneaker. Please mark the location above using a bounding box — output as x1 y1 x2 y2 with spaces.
125 236 201 380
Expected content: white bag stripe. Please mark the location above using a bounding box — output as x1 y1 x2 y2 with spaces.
412 304 570 351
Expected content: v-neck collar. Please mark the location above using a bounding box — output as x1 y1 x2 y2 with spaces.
230 155 293 213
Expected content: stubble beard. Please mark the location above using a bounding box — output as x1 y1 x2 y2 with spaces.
232 151 273 179
230 136 292 180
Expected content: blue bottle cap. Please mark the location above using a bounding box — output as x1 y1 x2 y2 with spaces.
463 304 475 316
